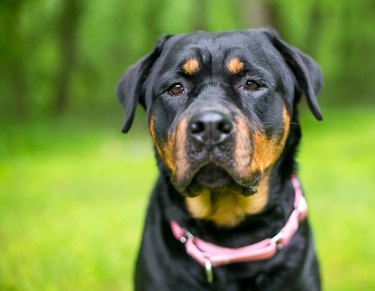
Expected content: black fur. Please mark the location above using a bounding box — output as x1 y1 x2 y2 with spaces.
117 29 322 291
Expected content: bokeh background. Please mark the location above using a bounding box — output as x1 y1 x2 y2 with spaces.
1 0 374 290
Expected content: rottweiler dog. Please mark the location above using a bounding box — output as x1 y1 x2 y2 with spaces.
117 28 322 291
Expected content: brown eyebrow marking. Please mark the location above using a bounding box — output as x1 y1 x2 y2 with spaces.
182 58 199 75
227 58 244 74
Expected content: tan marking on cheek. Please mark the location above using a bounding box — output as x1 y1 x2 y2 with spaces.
227 58 244 74
164 133 176 173
250 132 273 173
148 115 159 151
149 116 175 173
250 107 291 173
233 114 252 182
185 174 270 227
173 117 189 183
182 58 199 75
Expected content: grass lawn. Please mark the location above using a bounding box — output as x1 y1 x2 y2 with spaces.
0 107 374 290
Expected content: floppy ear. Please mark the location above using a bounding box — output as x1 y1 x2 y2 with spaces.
263 29 323 120
117 35 172 133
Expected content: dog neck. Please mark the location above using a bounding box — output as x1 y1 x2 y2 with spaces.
169 175 307 270
184 172 271 227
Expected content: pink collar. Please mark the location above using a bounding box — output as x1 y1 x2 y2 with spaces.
170 176 307 282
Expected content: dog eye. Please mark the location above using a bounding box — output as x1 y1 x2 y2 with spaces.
168 83 184 96
244 80 260 91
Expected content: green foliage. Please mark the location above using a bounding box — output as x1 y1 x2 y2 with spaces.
0 108 374 290
299 107 375 290
0 0 374 122
0 115 155 290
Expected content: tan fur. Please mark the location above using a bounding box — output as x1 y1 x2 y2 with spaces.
233 113 252 182
250 107 291 173
150 116 191 184
182 58 199 75
227 58 244 74
185 174 270 227
173 117 189 183
149 116 176 173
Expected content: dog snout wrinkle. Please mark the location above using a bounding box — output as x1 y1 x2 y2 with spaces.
189 111 233 145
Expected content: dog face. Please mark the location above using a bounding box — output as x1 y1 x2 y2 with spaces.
118 29 322 227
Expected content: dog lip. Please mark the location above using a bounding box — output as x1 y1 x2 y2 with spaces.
172 162 209 194
174 162 261 197
192 164 232 189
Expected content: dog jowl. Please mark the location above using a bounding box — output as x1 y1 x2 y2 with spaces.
117 29 323 291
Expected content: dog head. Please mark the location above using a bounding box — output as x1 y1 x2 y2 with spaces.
117 29 322 227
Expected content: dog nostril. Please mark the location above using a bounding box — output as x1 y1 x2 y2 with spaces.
190 121 205 134
218 120 233 134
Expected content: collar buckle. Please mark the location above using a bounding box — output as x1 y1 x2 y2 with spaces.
270 232 284 250
179 230 194 244
204 259 214 283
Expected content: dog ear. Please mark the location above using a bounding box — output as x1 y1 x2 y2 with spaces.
262 29 323 120
117 35 172 133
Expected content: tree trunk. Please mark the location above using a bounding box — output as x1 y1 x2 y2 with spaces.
0 1 29 120
54 0 82 114
193 0 208 31
240 0 281 32
305 3 322 56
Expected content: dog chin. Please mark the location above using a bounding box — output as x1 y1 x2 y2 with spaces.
178 164 261 198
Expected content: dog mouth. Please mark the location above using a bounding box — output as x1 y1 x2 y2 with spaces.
183 163 260 197
192 164 232 189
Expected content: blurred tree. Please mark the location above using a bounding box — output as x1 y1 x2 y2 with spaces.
241 0 281 31
0 1 29 119
144 0 166 47
0 0 374 123
54 0 82 113
193 0 208 31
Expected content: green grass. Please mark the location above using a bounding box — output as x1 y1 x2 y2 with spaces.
0 107 374 290
300 107 375 290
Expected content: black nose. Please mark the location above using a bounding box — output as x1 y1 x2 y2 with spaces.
189 111 234 144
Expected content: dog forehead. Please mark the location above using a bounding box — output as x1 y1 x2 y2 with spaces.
157 31 279 74
172 30 270 51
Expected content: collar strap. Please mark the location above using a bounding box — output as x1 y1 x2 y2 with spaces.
170 176 307 272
